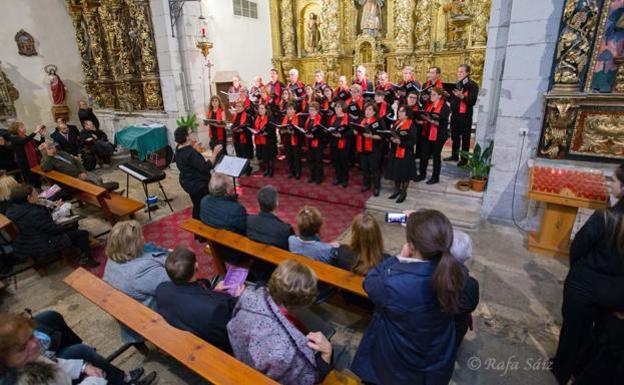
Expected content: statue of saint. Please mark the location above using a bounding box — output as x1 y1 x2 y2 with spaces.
305 13 321 54
357 0 383 36
45 65 66 105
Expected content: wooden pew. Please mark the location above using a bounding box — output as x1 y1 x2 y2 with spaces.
64 268 360 385
32 166 144 225
179 218 367 299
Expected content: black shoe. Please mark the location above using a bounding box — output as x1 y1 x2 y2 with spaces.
360 185 370 192
295 174 301 180
135 371 156 385
426 177 440 185
315 179 323 185
444 156 459 162
388 190 400 199
342 181 348 188
79 257 100 268
128 368 144 383
373 188 380 197
396 192 407 203
457 160 467 167
308 178 314 183
413 175 426 182
332 178 339 186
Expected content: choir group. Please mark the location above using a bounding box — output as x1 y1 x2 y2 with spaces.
204 64 479 203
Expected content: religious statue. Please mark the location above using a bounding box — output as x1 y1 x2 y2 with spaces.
45 65 67 105
357 0 383 36
305 13 321 54
14 29 37 56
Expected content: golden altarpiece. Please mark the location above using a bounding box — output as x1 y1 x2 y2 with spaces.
539 0 624 162
64 0 163 112
268 0 491 86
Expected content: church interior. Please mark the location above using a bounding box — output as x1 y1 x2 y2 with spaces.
0 0 623 384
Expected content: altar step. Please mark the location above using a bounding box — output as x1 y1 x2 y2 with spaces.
369 162 484 230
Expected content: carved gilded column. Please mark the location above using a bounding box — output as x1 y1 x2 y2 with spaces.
394 0 414 52
280 0 296 57
320 0 340 54
69 11 96 81
471 0 490 46
83 6 110 79
614 57 624 93
414 0 432 51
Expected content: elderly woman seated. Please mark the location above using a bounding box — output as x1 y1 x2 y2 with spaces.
102 220 170 343
227 260 349 385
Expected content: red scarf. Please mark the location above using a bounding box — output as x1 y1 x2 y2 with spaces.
279 306 308 334
354 78 369 91
253 115 268 145
357 117 376 153
305 114 322 148
393 119 412 159
22 134 41 167
207 108 225 141
281 115 300 146
424 100 444 141
377 101 387 117
331 114 349 150
232 111 248 144
459 89 469 114
270 81 282 105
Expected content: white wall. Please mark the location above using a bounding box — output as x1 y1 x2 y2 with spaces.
0 0 86 129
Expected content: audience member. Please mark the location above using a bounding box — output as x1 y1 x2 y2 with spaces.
288 205 337 264
174 126 222 224
102 220 170 343
200 172 246 235
552 163 624 384
5 184 97 267
52 117 81 156
227 260 347 385
0 310 155 385
78 100 100 129
156 246 240 352
351 209 479 385
333 213 388 274
450 229 476 349
247 185 293 250
79 120 114 168
8 121 45 188
39 142 118 191
0 173 18 214
0 134 18 173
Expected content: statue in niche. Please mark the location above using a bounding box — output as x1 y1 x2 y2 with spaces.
305 13 321 54
356 0 383 36
45 65 67 105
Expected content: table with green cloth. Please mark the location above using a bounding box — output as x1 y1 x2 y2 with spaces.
114 124 169 160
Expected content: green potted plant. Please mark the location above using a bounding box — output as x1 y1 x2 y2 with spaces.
176 113 199 133
459 141 494 192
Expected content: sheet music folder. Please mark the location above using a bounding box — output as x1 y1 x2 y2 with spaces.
214 155 249 178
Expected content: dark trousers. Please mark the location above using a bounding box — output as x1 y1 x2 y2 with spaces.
360 151 382 189
66 229 91 258
22 168 42 189
451 114 471 158
189 188 209 221
307 145 324 182
35 311 126 385
333 148 349 183
286 145 301 177
420 137 446 179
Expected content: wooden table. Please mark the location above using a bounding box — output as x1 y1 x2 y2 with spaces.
527 166 608 258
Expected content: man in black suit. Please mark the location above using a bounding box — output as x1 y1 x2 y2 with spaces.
156 247 239 352
445 64 479 167
51 117 81 156
78 100 100 129
247 185 294 250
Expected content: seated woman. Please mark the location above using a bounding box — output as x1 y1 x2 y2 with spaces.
227 260 346 385
5 184 98 267
288 205 337 264
102 220 170 343
351 209 479 385
0 311 156 385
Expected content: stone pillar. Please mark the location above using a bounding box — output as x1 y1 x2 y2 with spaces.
479 0 565 223
280 0 296 57
394 0 415 52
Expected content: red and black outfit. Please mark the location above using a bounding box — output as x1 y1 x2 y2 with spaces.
418 99 450 184
253 114 276 177
448 78 479 164
268 80 285 114
398 79 421 106
376 82 396 105
249 83 264 104
421 79 444 108
356 117 384 194
227 83 243 109
334 86 352 103
329 114 351 187
353 77 374 93
313 81 327 92
288 81 306 110
231 111 254 162
319 96 335 126
10 132 43 188
241 96 256 120
206 108 226 150
347 97 365 166
385 118 417 202
281 114 304 179
304 114 325 184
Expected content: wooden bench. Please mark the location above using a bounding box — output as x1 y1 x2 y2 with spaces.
32 166 144 225
64 268 360 385
179 218 367 299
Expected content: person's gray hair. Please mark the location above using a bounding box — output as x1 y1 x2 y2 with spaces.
257 185 278 213
289 68 299 77
209 172 232 197
450 229 473 264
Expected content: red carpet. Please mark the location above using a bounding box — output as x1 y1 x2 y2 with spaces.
84 185 362 279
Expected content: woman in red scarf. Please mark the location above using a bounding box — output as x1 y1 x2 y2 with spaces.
304 103 325 184
385 106 417 203
415 88 450 185
230 101 254 175
9 121 45 188
253 104 277 177
356 103 384 196
207 96 226 151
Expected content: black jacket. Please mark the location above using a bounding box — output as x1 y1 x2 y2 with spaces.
449 78 479 120
155 280 235 352
5 202 70 258
175 146 213 196
0 145 18 171
51 130 81 156
199 195 247 235
246 212 294 250
571 211 624 276
10 133 43 170
78 107 100 128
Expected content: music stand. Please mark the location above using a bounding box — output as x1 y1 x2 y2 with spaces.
214 155 250 191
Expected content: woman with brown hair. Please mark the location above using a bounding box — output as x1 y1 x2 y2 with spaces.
552 163 624 384
334 213 388 275
206 95 226 150
351 209 479 385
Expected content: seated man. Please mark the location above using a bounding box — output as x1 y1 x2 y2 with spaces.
200 172 246 235
247 185 293 250
80 120 114 167
51 117 81 156
156 246 240 352
39 142 118 191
